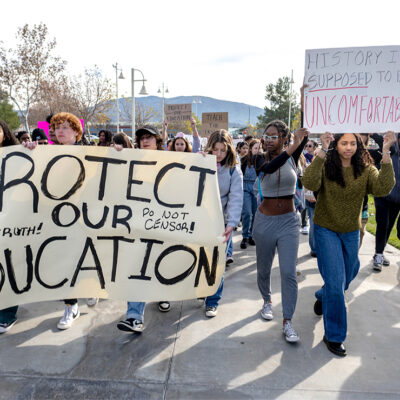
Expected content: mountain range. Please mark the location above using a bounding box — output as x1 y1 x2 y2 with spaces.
108 95 264 127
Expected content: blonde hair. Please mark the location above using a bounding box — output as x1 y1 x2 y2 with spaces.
205 129 237 167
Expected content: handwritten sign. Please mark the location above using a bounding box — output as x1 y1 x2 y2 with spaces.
165 104 192 122
0 146 225 309
201 112 229 137
304 45 400 133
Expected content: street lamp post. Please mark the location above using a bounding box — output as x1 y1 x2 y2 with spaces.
131 68 148 140
112 63 125 133
158 82 169 124
288 69 294 131
192 97 202 118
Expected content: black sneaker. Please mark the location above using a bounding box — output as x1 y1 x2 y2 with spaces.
158 301 171 312
226 256 234 265
323 336 346 357
248 237 256 246
314 299 323 316
240 238 248 249
117 318 144 333
0 320 17 334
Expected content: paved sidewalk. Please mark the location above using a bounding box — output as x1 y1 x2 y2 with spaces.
0 230 399 399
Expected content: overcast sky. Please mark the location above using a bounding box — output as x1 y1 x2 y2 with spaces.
1 0 398 108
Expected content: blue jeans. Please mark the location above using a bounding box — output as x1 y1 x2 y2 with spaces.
0 306 18 324
126 301 146 322
314 224 360 343
241 182 258 239
306 200 316 253
205 232 232 308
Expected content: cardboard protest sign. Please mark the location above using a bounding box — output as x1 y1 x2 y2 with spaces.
0 146 225 309
164 104 192 122
201 113 229 137
304 45 400 133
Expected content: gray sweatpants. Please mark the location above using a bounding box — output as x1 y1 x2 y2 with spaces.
252 209 300 320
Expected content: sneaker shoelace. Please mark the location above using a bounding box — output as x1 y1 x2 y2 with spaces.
263 303 272 314
284 321 297 338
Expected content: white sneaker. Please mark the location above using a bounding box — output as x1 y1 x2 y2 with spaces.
283 320 300 342
205 306 218 317
300 226 309 235
373 254 383 271
57 304 80 330
260 301 273 320
87 298 98 307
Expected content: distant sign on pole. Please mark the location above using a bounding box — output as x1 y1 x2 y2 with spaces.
303 45 400 133
165 104 192 122
201 112 229 137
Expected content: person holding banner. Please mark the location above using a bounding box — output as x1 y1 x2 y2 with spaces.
202 129 243 317
0 119 20 333
252 120 309 343
117 125 170 333
20 112 100 329
302 131 396 356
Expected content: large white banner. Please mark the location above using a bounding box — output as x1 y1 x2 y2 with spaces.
304 45 400 133
0 146 225 309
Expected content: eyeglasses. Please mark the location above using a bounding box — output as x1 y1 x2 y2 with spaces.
263 135 279 140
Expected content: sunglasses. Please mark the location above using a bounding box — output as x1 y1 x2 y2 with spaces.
305 145 314 148
263 135 279 140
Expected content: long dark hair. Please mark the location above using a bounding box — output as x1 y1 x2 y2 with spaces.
0 119 19 146
98 129 113 146
325 133 373 187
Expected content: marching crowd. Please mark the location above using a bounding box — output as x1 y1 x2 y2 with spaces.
0 89 399 358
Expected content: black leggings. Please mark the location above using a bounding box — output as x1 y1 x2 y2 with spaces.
374 197 400 254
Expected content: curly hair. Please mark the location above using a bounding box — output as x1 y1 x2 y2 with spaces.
0 119 19 146
325 133 373 187
50 112 83 141
205 129 237 167
171 136 192 152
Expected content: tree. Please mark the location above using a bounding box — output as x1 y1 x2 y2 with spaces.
0 91 20 130
0 23 66 131
27 76 79 127
119 97 160 128
68 66 113 132
257 76 300 130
